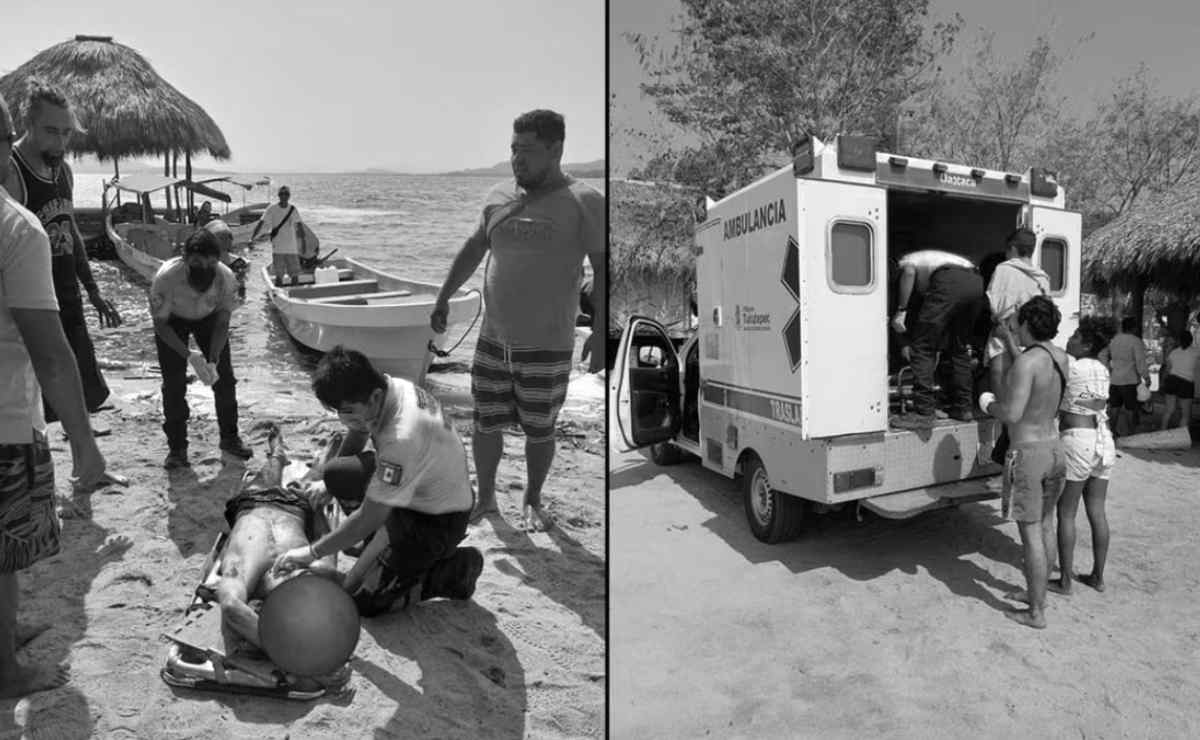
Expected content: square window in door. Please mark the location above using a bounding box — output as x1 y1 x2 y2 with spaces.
829 221 873 290
1040 238 1066 293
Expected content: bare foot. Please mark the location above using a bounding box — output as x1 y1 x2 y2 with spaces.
0 662 70 698
1004 608 1047 629
1076 573 1106 592
521 504 551 533
1047 578 1072 596
469 495 499 525
16 621 51 647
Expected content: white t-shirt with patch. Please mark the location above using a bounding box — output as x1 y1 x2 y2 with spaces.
366 376 473 515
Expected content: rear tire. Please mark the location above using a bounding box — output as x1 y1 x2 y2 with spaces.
742 454 805 543
649 441 684 466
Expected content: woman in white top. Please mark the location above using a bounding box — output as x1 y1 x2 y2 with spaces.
1054 319 1116 594
1160 331 1199 430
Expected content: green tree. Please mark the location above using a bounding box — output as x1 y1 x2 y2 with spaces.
627 0 959 191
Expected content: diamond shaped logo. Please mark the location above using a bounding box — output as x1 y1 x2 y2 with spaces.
783 307 802 372
781 235 801 372
781 235 799 301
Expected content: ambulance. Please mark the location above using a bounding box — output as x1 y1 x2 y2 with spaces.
610 135 1082 543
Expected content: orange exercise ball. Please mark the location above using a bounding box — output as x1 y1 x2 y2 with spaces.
258 573 360 677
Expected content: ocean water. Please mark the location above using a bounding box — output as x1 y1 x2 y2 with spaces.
70 172 605 417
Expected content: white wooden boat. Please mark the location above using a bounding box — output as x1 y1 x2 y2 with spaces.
262 257 480 383
194 174 273 247
104 174 248 282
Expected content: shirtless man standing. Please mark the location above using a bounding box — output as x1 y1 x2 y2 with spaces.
978 295 1068 629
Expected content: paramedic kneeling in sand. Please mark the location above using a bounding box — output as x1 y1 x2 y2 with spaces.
890 249 987 429
149 229 253 468
979 295 1068 629
271 347 483 617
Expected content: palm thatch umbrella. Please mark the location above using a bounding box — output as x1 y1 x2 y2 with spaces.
1084 179 1200 296
611 179 702 334
0 35 230 164
0 35 231 216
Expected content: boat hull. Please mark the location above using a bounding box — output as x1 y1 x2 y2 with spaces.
263 258 481 383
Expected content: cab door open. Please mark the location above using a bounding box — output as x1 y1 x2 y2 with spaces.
609 316 683 451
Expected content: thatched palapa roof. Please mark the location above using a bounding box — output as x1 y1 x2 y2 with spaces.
0 35 230 162
1084 179 1200 295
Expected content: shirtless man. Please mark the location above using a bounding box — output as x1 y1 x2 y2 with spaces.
206 424 340 648
978 295 1068 629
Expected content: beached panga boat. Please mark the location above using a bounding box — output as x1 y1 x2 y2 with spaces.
103 174 248 282
262 257 480 383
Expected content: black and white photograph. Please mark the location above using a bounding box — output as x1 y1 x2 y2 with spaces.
0 2 605 737
610 0 1200 736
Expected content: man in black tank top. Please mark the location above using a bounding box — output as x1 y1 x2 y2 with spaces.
0 82 123 422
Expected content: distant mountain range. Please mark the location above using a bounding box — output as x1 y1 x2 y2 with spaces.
434 159 606 178
70 157 607 177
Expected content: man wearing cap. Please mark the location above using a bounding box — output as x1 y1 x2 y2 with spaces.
891 248 988 429
249 186 306 286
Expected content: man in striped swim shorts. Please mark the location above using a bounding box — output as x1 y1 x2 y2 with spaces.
431 109 605 532
1 92 112 698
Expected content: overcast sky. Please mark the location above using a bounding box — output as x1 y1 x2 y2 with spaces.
2 0 605 173
611 0 1200 174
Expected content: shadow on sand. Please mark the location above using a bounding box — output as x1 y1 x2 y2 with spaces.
0 489 132 739
357 601 526 739
614 455 1026 617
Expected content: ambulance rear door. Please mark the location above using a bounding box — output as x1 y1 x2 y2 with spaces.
1030 206 1082 345
798 178 888 437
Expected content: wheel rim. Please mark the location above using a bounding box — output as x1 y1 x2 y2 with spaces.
750 466 773 525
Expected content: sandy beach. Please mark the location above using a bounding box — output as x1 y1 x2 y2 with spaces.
1 364 605 739
610 440 1200 738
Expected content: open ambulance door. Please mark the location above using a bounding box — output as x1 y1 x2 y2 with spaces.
1028 205 1082 343
609 316 683 452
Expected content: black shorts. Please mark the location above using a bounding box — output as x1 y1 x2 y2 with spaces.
352 507 470 617
1162 374 1195 400
1108 384 1141 411
224 485 315 535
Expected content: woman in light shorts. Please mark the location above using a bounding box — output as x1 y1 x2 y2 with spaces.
1054 319 1116 595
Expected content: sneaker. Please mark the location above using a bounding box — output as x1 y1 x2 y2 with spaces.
219 437 253 460
422 547 484 601
164 449 190 469
892 413 935 430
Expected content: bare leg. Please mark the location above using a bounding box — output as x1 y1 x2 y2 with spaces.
522 438 556 532
1180 399 1193 429
1006 520 1048 629
1162 395 1177 430
0 572 69 698
1077 478 1110 592
470 430 502 523
1054 480 1087 594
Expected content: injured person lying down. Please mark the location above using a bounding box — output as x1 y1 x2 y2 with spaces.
203 423 343 650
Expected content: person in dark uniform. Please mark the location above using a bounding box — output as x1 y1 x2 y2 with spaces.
890 248 988 429
0 80 122 425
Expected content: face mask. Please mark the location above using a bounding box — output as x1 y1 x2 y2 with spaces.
187 264 216 291
41 151 64 168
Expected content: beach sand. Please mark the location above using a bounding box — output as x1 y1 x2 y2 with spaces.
610 441 1200 738
2 368 605 739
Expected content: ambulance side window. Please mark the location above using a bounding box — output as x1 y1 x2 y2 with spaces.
827 221 874 293
1040 238 1066 295
638 345 666 368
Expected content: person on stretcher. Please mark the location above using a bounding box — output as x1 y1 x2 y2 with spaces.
204 423 341 649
